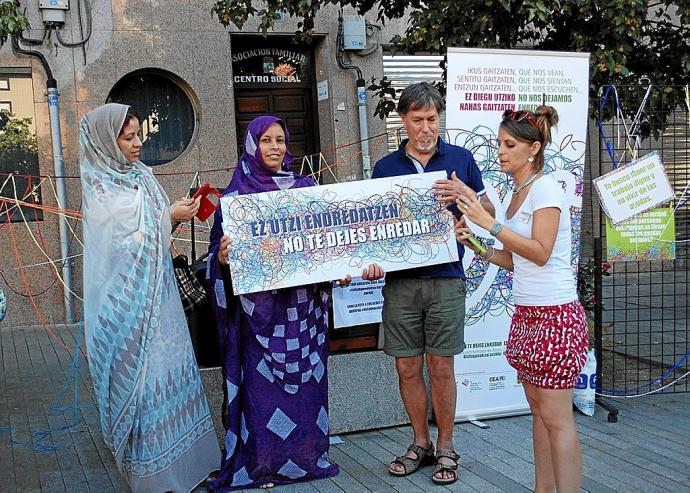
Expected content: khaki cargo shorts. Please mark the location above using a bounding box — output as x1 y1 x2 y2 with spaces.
381 277 466 357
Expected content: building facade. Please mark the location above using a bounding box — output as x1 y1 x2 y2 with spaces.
0 1 425 433
0 0 407 340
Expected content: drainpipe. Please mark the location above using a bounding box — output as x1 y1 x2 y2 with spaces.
356 80 371 178
12 37 74 323
47 80 73 323
337 14 371 179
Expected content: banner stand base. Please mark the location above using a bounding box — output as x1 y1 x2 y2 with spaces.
596 396 619 422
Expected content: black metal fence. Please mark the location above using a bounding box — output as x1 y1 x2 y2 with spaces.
593 85 689 402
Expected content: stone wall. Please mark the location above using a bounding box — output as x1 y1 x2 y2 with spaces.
0 0 389 326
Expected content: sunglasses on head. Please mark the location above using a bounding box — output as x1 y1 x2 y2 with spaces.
503 109 537 128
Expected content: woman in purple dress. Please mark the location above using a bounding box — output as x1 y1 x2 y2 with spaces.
207 115 383 490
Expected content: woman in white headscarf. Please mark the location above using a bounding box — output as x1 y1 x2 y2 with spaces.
80 103 219 492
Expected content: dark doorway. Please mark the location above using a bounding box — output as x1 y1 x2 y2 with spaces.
231 35 320 174
234 88 317 162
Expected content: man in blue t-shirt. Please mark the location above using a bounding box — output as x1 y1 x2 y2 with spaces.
373 82 494 485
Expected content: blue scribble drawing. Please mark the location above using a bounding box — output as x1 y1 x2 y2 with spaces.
224 180 453 294
447 127 585 325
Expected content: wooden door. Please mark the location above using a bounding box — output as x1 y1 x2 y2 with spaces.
234 88 319 172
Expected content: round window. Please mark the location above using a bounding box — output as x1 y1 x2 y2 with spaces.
106 70 197 166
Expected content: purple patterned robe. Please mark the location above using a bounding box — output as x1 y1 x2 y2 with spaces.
207 116 339 491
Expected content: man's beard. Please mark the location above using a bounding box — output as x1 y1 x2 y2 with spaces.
414 140 435 153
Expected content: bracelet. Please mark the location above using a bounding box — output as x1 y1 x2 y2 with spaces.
481 244 496 261
489 222 504 236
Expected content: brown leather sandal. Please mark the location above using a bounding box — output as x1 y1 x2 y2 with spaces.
432 448 460 485
388 442 436 477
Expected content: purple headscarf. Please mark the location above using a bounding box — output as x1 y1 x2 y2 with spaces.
223 115 314 197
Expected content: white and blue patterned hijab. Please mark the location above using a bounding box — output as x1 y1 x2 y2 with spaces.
79 103 173 466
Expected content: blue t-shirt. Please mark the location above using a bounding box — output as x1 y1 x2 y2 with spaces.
371 138 486 280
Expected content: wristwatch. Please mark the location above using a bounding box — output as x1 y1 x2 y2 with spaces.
489 222 504 236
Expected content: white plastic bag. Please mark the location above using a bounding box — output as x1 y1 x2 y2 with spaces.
573 348 596 416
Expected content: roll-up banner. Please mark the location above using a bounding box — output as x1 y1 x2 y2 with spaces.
446 48 590 420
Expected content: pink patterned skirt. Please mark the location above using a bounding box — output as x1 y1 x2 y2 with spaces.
505 301 588 389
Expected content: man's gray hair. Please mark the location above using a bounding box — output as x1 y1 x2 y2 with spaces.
396 82 445 115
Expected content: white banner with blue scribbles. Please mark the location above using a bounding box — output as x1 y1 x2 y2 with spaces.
446 47 590 421
221 172 458 295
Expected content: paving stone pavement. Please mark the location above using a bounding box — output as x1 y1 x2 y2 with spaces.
2 324 690 492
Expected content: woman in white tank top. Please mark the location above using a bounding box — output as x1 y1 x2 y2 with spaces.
454 106 587 493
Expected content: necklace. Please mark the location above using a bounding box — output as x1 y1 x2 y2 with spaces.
512 172 540 194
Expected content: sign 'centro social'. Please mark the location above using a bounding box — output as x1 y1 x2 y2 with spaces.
232 48 306 83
